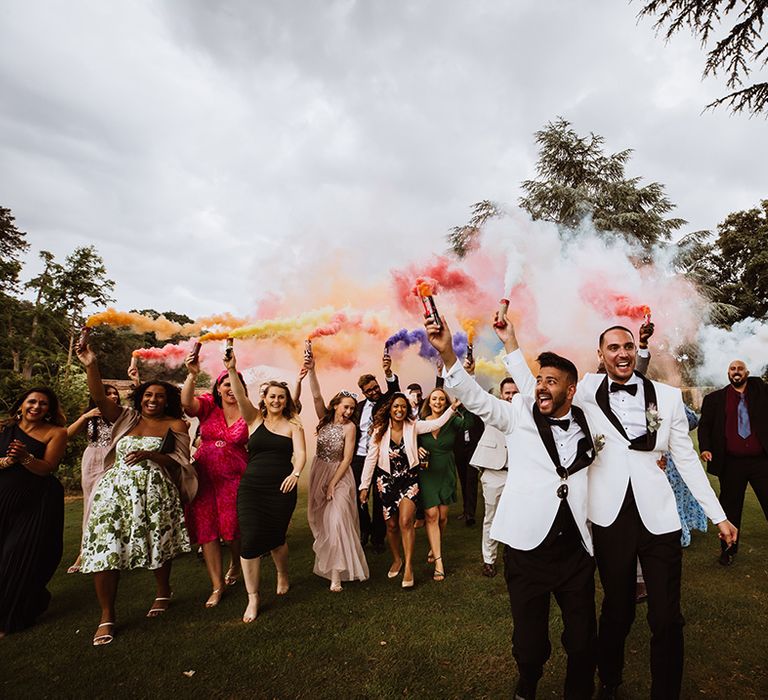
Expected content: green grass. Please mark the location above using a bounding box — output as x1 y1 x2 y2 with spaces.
2 478 767 699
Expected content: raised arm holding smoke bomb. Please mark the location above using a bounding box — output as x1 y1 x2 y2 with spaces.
224 341 306 623
481 308 736 698
182 344 248 608
75 340 191 647
424 314 601 699
303 351 369 591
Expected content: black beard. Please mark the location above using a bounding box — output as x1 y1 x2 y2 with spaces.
729 376 746 388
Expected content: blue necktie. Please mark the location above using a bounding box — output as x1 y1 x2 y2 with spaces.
737 393 751 439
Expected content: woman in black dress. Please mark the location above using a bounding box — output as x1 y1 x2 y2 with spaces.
224 346 306 623
0 387 68 637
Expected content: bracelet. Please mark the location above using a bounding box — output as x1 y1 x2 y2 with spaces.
0 457 13 469
21 454 34 466
292 472 301 478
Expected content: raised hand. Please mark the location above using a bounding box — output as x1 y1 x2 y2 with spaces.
493 310 518 351
184 351 200 376
223 347 237 371
76 343 97 367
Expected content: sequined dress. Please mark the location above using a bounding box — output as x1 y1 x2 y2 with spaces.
307 423 369 582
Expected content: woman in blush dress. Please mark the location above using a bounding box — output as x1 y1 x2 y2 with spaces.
305 357 368 592
0 387 67 638
65 385 121 574
359 393 456 589
224 346 306 623
77 343 191 646
182 355 249 608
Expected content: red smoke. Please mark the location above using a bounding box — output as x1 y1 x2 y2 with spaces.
580 281 651 321
392 256 482 313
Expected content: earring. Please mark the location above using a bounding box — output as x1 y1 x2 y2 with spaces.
15 410 22 420
44 414 52 422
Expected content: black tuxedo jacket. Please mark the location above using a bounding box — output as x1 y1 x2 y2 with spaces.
353 374 400 452
698 377 768 476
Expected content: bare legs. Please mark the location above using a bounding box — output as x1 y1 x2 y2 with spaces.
386 517 403 575
147 562 173 616
399 498 416 585
93 570 119 642
425 504 448 579
202 540 225 607
240 556 261 623
239 544 290 623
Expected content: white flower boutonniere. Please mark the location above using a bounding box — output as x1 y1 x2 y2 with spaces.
593 434 606 453
646 404 662 433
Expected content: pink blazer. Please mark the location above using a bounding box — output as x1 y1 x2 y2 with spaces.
359 408 455 491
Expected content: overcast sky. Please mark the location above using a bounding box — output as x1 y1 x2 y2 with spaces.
1 0 765 319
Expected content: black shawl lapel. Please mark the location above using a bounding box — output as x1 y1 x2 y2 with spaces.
628 370 658 452
595 375 630 441
565 405 596 476
531 403 562 469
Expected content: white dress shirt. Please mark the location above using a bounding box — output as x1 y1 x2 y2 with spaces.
607 374 646 440
549 410 585 468
356 401 375 457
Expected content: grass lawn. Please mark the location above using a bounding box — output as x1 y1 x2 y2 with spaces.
2 478 767 699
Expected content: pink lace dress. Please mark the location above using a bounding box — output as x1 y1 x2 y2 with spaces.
184 394 248 544
307 423 369 582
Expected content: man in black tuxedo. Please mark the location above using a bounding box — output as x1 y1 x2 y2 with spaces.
699 359 768 565
353 353 400 552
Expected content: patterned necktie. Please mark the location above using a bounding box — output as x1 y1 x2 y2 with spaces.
737 393 751 439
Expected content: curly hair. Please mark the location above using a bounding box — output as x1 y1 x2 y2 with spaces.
130 381 183 419
371 392 412 444
259 381 299 422
419 387 451 419
4 387 66 428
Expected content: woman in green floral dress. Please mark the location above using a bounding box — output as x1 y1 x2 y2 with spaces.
418 387 472 581
77 343 191 646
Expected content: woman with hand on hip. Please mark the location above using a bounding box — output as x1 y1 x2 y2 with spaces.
359 392 456 588
224 345 306 623
182 354 249 608
77 342 191 646
305 355 369 592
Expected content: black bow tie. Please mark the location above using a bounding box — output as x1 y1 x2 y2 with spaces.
610 382 638 396
547 418 570 431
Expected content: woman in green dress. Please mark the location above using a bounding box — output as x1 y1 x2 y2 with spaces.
418 387 472 581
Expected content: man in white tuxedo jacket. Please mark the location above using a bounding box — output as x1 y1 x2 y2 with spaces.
427 320 597 700
502 321 738 700
470 377 519 577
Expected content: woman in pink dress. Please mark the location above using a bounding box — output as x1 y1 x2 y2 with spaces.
65 384 121 573
182 356 249 608
306 358 369 591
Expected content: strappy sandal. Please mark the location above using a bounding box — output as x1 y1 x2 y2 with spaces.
433 556 445 581
93 622 114 646
147 595 172 617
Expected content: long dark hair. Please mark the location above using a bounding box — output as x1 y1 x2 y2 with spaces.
130 381 183 419
212 371 247 408
371 392 413 444
88 383 120 441
3 387 66 428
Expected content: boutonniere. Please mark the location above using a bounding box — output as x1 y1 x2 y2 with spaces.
646 404 662 433
593 434 606 453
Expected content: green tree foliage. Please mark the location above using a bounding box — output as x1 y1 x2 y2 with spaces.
447 119 686 256
0 207 29 295
519 118 686 250
704 199 768 322
638 0 768 116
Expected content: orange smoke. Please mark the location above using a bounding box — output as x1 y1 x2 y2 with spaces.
460 318 479 344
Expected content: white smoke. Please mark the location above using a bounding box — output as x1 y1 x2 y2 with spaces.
696 318 768 385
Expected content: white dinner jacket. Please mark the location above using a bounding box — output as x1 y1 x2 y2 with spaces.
504 351 726 534
470 424 508 470
443 362 594 554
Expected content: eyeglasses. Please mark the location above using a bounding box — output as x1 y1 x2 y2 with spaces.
339 390 359 399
